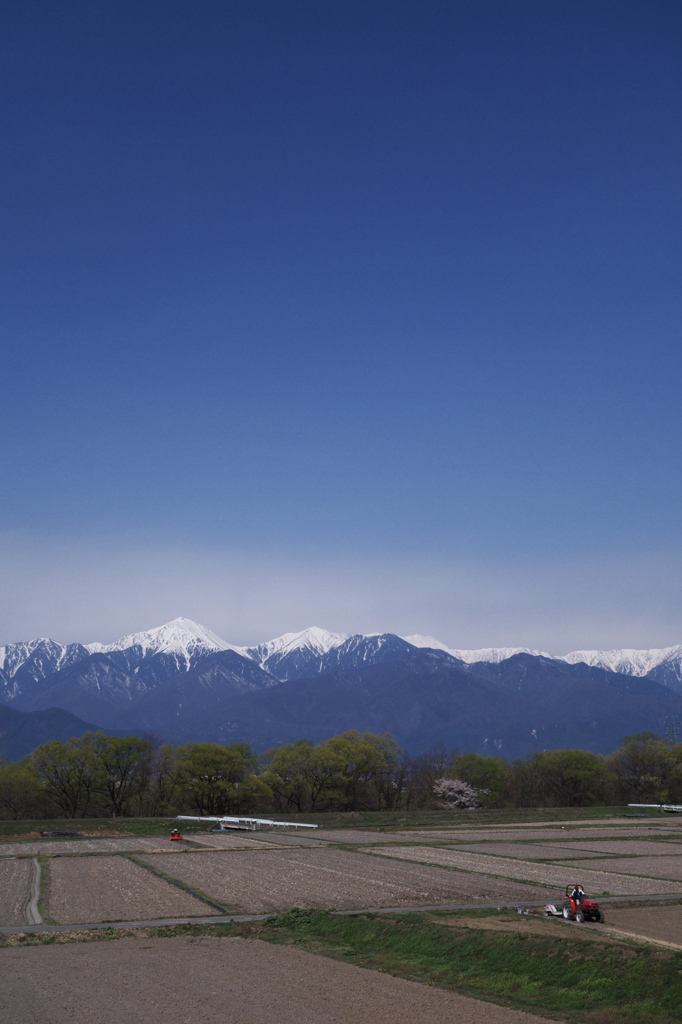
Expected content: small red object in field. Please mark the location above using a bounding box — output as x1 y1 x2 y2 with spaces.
169 829 184 842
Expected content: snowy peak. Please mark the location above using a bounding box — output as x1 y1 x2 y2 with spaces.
247 626 349 664
0 638 87 680
559 645 682 677
402 635 551 663
86 617 243 662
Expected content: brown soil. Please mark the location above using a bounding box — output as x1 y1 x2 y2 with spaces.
365 846 682 895
0 859 33 926
548 839 682 856
189 834 292 849
303 829 433 843
556 856 682 881
244 832 328 846
141 847 554 913
448 843 605 859
0 935 556 1024
45 855 216 924
603 903 682 946
0 830 134 843
438 912 628 945
0 837 192 857
411 826 682 842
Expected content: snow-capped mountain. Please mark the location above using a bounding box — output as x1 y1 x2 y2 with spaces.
3 618 682 750
86 616 245 665
402 636 552 663
245 626 349 681
559 645 682 694
0 638 90 705
559 644 682 677
402 634 682 691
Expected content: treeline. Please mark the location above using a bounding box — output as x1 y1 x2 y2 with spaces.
0 729 681 820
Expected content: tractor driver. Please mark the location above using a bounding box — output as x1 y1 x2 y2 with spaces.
571 885 585 905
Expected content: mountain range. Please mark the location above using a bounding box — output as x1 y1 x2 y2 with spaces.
1 618 681 760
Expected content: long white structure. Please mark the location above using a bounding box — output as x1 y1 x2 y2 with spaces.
628 803 682 814
176 815 319 831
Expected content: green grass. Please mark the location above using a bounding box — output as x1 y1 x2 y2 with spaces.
256 909 682 1023
0 805 656 839
2 909 679 1023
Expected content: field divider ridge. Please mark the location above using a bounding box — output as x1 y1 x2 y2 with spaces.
125 854 233 915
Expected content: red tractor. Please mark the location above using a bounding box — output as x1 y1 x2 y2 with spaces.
562 885 604 923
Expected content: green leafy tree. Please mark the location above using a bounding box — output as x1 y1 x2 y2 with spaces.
30 735 98 818
261 739 316 812
91 733 153 817
527 749 613 806
0 761 49 819
450 753 510 807
174 742 268 815
607 732 682 803
315 731 402 811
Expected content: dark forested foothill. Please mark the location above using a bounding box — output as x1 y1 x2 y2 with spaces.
1 728 681 820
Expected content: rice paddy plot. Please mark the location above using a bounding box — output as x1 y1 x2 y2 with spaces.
140 847 555 914
45 855 218 924
555 856 682 882
363 846 682 896
0 859 35 926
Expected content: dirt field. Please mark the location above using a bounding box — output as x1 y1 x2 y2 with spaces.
179 834 279 849
556 856 682 881
449 843 605 859
547 839 682 856
365 846 682 895
45 855 218 923
141 847 555 913
299 829 431 843
604 903 682 946
0 859 34 926
413 826 682 842
0 935 556 1024
245 832 328 846
0 837 193 857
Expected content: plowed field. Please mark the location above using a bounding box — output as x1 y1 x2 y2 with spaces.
547 840 682 856
178 834 277 849
45 855 217 923
556 856 682 881
448 843 605 859
0 837 189 857
0 859 33 926
364 846 682 895
0 935 555 1024
141 847 555 913
604 903 682 946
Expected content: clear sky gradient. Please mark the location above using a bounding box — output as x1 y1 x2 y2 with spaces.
1 1 681 648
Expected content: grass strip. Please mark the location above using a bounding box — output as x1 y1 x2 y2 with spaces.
1 908 679 1023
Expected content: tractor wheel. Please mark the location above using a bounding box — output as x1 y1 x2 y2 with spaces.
598 911 605 924
575 910 585 923
562 904 572 920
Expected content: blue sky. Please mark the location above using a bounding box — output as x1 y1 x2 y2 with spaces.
1 1 681 648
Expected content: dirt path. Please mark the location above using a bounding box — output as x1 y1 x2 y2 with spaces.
0 935 556 1024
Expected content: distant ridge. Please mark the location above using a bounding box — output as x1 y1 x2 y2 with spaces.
1 619 681 757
